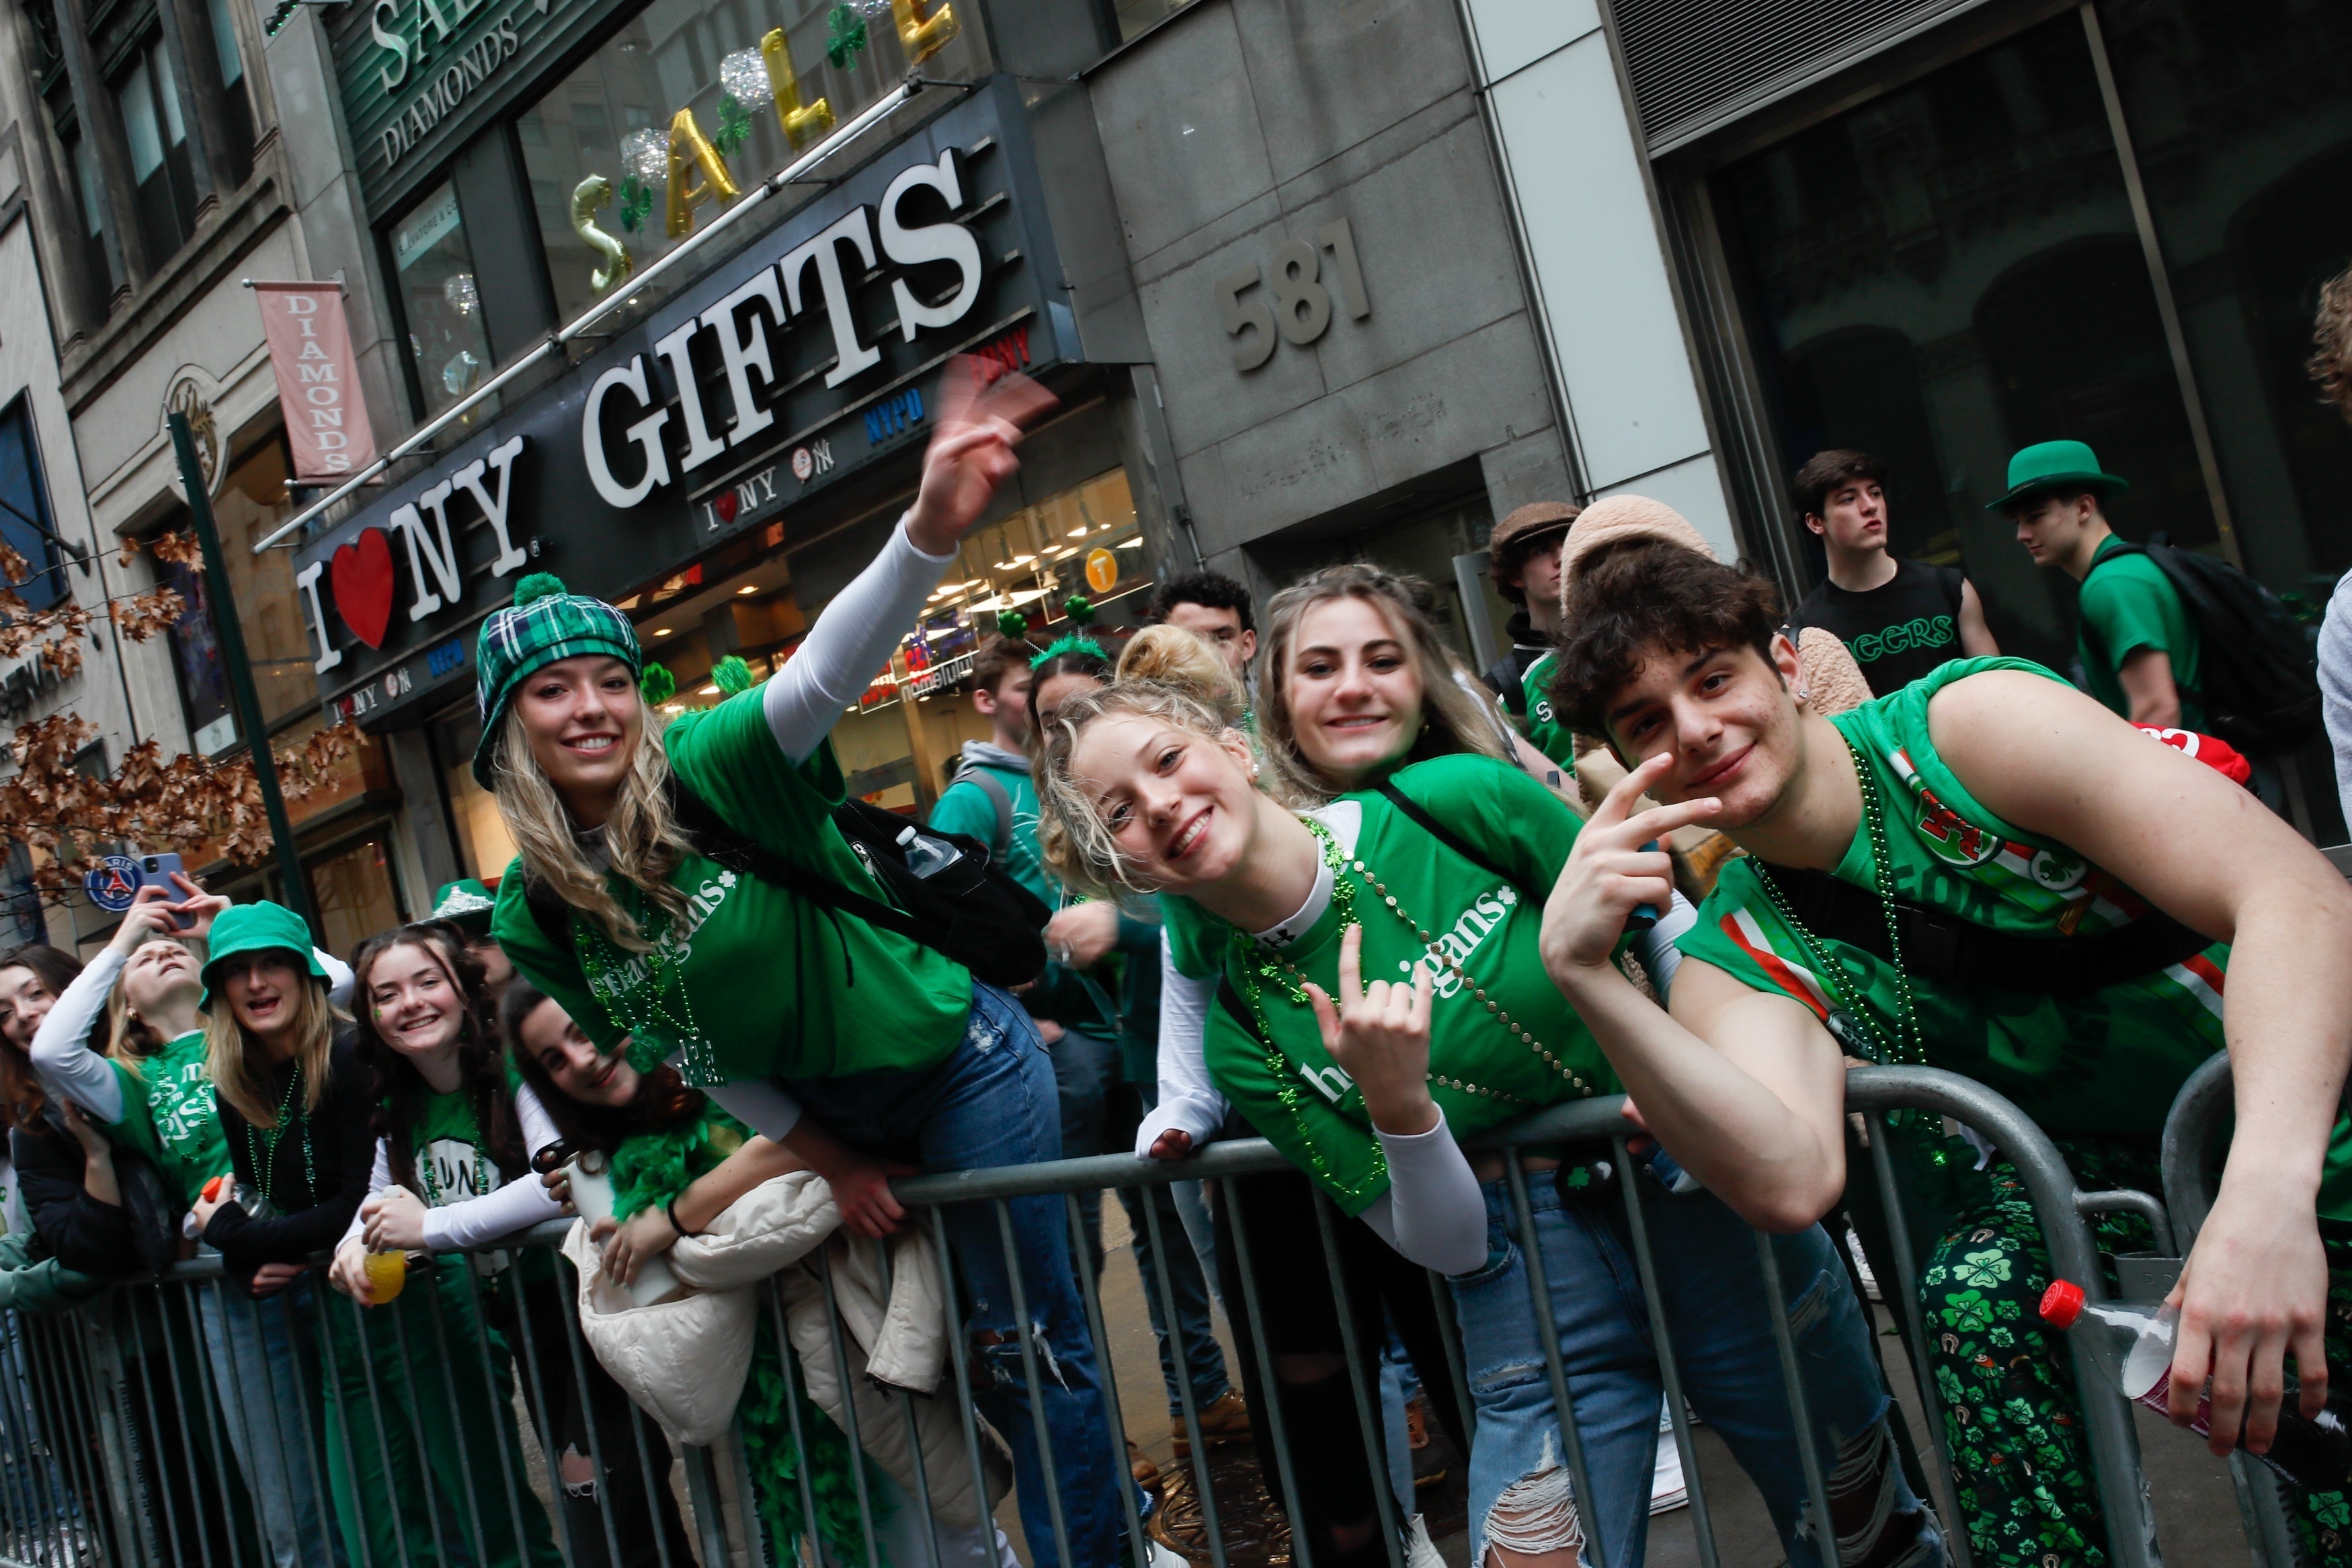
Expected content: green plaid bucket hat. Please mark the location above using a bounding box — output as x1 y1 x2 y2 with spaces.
472 573 642 787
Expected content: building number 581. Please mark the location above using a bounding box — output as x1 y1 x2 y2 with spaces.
1218 218 1371 372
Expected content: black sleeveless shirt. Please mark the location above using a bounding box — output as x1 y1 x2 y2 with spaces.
1790 556 1968 697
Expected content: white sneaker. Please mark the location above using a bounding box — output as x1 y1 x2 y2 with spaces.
1650 1428 1689 1514
1406 1513 1446 1568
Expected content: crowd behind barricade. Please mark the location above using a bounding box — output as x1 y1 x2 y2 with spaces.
3 282 2352 1568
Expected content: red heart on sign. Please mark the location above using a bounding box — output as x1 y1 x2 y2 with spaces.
715 491 738 524
331 527 397 649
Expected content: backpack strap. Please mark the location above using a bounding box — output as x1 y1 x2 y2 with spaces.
1375 778 1547 906
1753 860 2213 999
951 766 1016 862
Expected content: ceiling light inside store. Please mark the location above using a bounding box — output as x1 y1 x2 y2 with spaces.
1006 588 1047 606
1068 526 1087 536
1119 538 1143 548
652 627 672 636
698 684 719 696
737 585 757 595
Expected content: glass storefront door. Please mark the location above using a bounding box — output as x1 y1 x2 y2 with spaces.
1712 12 2221 670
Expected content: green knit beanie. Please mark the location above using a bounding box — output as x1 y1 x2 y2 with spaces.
471 573 642 788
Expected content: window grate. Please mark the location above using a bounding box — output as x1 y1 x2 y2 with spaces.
1614 0 1978 151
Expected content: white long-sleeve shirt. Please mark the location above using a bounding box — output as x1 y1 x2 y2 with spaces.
31 943 354 1125
1131 800 1697 1274
337 1081 567 1253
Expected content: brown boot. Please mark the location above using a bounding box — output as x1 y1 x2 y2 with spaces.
1170 1390 1251 1459
1129 1440 1162 1488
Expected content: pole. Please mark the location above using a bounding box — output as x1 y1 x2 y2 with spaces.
166 413 321 942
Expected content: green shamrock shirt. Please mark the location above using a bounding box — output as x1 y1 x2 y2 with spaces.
412 1091 500 1207
106 1029 229 1208
1676 655 2352 1217
494 691 973 1086
1180 753 1617 1213
1518 651 1579 774
2077 537 2206 731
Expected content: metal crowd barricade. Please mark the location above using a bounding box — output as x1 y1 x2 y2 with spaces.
0 1065 2204 1568
2160 1049 2308 1568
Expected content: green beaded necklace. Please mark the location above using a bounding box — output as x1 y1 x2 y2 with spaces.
243 1065 315 1211
574 896 721 1085
1232 817 1592 1183
1750 734 1925 1067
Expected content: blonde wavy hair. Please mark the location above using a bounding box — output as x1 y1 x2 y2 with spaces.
206 960 339 1129
492 697 700 951
1256 563 1508 805
1034 624 1254 898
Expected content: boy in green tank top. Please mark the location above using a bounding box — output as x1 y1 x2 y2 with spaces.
1534 535 2352 1567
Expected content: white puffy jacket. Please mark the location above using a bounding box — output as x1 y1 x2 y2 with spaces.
565 1169 1012 1526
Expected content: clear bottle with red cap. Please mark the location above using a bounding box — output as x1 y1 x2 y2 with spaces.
2039 1278 2352 1493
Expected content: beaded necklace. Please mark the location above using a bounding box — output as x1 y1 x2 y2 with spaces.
1231 816 1594 1182
243 1065 314 1210
1750 734 1925 1067
573 899 721 1085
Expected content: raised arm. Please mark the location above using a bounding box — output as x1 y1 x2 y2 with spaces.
1540 755 1850 1232
1933 667 2352 1454
28 948 126 1125
762 362 1057 762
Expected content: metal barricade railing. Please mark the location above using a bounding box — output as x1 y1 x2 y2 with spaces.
0 1065 2216 1568
2159 1050 2308 1568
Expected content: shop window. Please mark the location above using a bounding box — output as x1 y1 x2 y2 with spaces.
63 126 118 296
1112 0 1194 44
430 706 517 881
915 467 1147 686
2097 0 2352 597
391 182 495 419
204 0 256 184
514 0 987 323
1713 12 2217 669
112 38 198 262
0 400 64 614
308 827 405 961
161 438 315 754
3 842 42 946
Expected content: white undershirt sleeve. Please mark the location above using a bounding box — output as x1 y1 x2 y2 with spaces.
422 1158 567 1251
30 948 127 1124
762 515 958 764
515 1082 563 1165
675 1057 805 1142
318 948 354 1009
1354 1111 1490 1276
340 1139 394 1253
1135 933 1226 1157
1637 891 1697 1001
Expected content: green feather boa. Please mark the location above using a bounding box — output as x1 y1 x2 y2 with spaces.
606 1112 889 1564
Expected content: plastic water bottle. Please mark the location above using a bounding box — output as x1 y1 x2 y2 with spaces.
897 824 962 880
2040 1279 2352 1493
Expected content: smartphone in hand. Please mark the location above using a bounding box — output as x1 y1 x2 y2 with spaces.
137 854 194 929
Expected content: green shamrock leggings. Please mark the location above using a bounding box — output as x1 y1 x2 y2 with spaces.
1921 1137 2352 1566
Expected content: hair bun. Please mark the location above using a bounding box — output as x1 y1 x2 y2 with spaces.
1116 624 1244 723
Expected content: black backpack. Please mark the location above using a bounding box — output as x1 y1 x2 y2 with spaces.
2086 540 2320 755
524 778 1050 989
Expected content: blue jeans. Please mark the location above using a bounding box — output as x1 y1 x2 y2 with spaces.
0 1310 79 1542
196 1274 343 1568
790 982 1126 1568
1449 1155 1942 1568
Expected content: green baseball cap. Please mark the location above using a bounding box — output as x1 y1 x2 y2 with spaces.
430 878 497 936
1986 440 2131 513
471 573 642 789
198 901 327 1013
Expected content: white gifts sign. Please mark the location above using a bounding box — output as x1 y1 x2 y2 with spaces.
253 283 382 481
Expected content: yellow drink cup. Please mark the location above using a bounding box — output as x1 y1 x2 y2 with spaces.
363 1251 407 1305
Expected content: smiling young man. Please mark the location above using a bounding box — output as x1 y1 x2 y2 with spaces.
1789 451 1997 698
1535 536 2352 1567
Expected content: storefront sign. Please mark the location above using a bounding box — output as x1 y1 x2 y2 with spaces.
254 284 382 479
294 77 1083 718
333 0 581 210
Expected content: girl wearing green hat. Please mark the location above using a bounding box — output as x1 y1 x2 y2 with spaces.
31 884 352 1567
186 899 456 1566
477 364 1144 1568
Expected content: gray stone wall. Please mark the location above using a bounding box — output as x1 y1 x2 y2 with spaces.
1088 0 1572 563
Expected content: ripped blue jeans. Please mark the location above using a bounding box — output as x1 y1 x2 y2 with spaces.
1449 1153 1942 1568
788 981 1125 1568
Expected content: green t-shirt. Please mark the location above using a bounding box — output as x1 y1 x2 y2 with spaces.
411 1091 503 1207
1517 652 1578 774
1182 753 1617 1214
1676 656 2352 1217
2078 536 2205 731
106 1030 229 1208
492 692 973 1086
